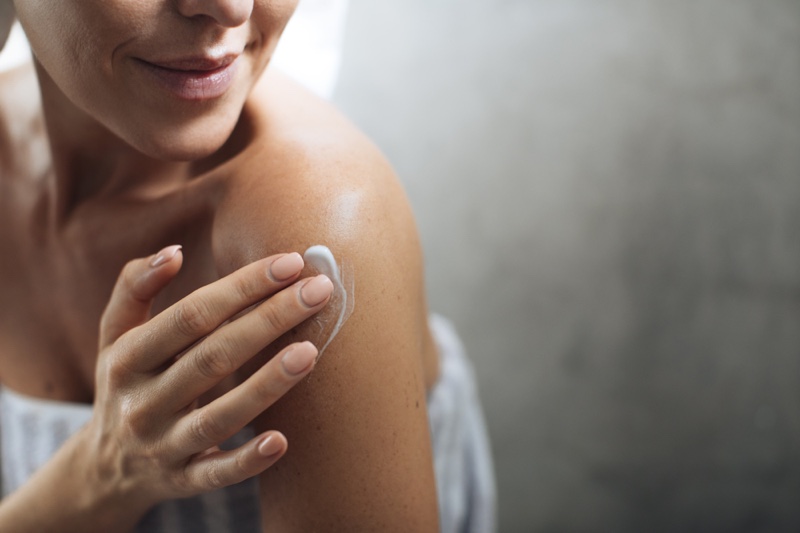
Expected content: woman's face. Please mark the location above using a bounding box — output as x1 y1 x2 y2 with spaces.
13 0 298 160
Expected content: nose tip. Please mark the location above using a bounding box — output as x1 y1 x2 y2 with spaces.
175 0 254 28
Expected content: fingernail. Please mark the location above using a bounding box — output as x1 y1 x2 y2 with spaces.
150 245 182 268
299 275 333 307
269 253 304 281
282 342 318 375
258 434 283 457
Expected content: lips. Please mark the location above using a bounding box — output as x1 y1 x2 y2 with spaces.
136 54 240 101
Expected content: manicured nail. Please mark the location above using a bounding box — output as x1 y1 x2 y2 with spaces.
282 342 318 375
258 434 283 457
150 245 182 268
299 275 333 307
269 253 304 281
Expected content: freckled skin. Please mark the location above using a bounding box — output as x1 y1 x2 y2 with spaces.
0 1 441 528
0 50 440 533
215 72 441 531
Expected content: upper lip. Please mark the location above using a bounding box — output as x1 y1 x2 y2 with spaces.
143 53 240 72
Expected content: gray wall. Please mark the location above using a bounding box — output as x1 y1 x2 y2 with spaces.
333 1 800 531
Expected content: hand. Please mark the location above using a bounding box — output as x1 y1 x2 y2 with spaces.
82 245 334 510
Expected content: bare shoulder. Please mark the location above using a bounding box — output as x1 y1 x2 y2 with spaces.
211 69 434 392
212 70 419 277
211 72 439 531
211 70 430 343
211 70 431 347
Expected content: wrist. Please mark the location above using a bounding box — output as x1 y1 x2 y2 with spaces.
0 424 154 533
62 423 156 529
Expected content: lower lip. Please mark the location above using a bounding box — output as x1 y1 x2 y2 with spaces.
137 58 239 101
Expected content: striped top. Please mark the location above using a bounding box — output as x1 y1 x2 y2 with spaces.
0 389 262 532
0 315 496 532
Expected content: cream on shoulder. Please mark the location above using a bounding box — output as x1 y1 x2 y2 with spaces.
303 245 354 359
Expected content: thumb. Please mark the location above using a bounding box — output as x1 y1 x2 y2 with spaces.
98 245 183 349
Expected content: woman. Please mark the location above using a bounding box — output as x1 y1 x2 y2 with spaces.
0 1 495 532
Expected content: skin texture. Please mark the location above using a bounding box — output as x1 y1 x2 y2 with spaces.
216 73 441 531
0 0 440 531
0 247 331 532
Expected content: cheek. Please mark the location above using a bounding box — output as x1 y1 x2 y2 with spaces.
17 1 148 106
255 0 300 39
17 0 298 161
246 0 299 78
16 2 83 72
260 0 300 18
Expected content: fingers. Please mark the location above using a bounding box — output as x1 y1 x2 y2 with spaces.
99 245 183 350
158 277 331 409
120 252 307 373
170 341 318 454
182 431 288 493
162 341 316 498
177 340 314 492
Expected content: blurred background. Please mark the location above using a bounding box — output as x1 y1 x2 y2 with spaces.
3 1 799 531
333 1 800 532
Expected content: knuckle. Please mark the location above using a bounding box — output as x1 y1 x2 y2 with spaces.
257 300 292 335
204 462 225 490
171 469 194 497
118 259 149 299
230 271 260 302
234 450 251 478
95 339 137 391
120 259 141 286
102 336 138 387
252 373 284 404
121 399 151 439
172 298 214 338
106 356 130 388
191 339 237 380
190 410 226 447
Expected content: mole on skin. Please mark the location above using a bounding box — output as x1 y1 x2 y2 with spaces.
303 245 354 358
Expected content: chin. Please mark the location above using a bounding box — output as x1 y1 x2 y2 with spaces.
126 117 238 162
142 136 229 162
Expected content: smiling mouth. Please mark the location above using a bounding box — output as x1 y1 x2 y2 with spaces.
136 55 241 101
147 54 239 71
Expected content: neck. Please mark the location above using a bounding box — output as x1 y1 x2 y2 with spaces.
35 60 193 222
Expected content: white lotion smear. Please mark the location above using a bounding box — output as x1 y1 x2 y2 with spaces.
303 245 354 358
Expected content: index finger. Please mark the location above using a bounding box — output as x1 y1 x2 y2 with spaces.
118 252 305 373
99 245 183 350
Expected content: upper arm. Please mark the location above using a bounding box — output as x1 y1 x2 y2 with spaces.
213 133 439 532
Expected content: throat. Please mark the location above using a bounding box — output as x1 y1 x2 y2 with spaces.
51 148 195 222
